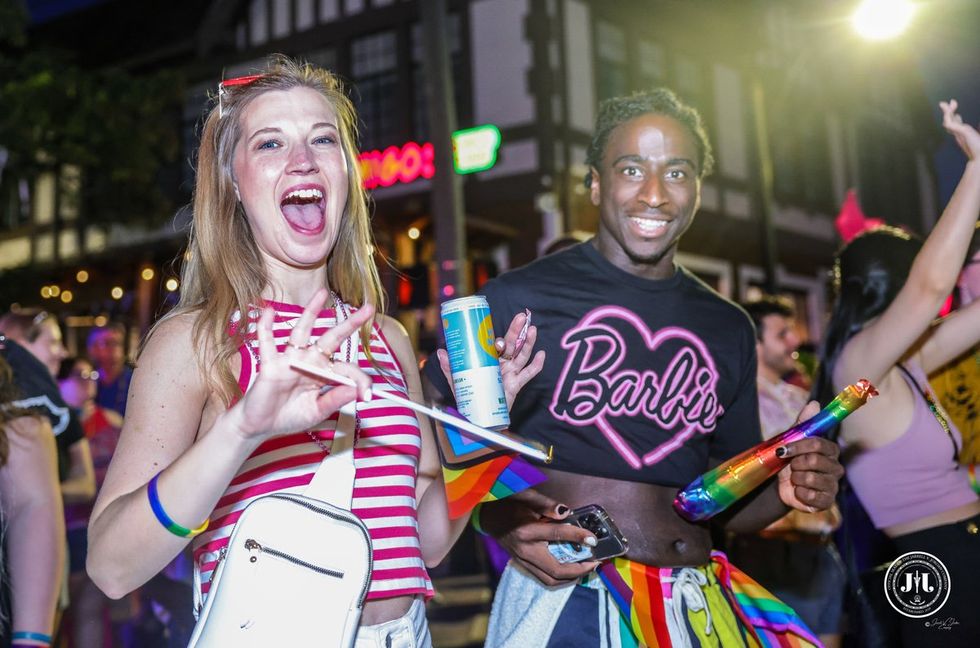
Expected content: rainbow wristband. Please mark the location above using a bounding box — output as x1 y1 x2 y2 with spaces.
11 631 52 646
970 464 980 495
470 502 489 536
148 472 210 538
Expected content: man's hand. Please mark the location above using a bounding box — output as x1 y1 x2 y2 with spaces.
775 401 845 513
480 490 600 586
436 309 545 410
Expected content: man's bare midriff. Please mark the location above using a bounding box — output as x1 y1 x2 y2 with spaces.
536 469 714 567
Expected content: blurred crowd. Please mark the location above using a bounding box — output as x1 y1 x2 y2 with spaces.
0 315 192 647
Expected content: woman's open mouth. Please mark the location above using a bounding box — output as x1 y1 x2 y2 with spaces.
280 185 326 235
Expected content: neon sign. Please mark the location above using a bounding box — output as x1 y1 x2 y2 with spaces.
359 125 501 189
453 124 501 174
359 142 435 190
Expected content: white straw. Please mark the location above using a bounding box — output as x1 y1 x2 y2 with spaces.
290 359 550 463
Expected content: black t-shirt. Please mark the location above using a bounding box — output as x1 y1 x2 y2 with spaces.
428 242 761 487
0 338 84 481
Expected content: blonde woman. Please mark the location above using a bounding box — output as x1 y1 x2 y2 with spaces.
87 55 540 647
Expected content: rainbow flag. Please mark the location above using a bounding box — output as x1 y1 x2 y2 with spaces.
713 551 822 648
597 553 821 648
437 407 547 519
597 559 673 647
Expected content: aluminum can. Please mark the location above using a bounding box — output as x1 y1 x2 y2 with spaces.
440 295 510 430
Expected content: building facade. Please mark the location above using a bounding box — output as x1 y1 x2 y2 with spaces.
0 0 940 353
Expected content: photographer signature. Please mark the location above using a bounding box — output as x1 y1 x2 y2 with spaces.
924 617 960 631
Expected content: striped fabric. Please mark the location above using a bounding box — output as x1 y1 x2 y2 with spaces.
712 551 821 648
596 552 821 647
192 299 434 604
597 559 674 647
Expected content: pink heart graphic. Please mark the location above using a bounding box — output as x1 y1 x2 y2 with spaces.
550 306 724 469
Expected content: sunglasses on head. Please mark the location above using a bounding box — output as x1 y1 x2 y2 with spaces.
217 74 265 118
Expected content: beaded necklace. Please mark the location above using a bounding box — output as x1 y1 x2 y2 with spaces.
250 293 358 454
306 294 357 454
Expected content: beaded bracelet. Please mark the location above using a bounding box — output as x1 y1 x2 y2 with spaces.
148 472 210 538
11 630 52 646
470 502 488 536
970 464 980 495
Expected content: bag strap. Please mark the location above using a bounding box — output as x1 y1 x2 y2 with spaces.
303 297 359 509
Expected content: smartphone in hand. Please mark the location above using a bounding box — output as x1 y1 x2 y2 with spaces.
547 504 629 564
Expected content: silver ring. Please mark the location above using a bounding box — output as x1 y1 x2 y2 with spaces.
285 338 317 350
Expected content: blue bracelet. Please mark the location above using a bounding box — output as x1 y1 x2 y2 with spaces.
147 471 210 537
11 630 52 644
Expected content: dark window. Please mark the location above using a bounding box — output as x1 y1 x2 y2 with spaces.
351 31 399 150
0 177 32 231
769 106 833 210
411 15 463 141
637 40 667 90
595 21 627 101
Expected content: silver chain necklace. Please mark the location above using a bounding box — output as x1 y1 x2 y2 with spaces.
305 293 358 453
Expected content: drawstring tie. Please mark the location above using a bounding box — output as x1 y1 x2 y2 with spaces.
667 567 713 648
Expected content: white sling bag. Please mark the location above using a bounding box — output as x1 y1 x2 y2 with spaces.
188 314 372 648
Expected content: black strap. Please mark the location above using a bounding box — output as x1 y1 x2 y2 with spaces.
838 480 899 647
896 363 960 462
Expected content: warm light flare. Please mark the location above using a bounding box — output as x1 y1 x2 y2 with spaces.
852 0 915 41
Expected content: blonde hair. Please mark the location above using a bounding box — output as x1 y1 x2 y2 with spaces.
154 54 384 405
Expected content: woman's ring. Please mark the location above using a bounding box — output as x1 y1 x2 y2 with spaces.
286 338 317 350
313 345 335 363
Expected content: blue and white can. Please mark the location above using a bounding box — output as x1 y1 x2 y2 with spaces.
440 295 510 430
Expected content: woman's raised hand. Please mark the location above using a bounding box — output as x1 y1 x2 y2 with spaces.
236 287 374 441
941 99 980 162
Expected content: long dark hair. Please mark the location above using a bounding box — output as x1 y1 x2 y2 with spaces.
0 354 24 467
811 227 922 427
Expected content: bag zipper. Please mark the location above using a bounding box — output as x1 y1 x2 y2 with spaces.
204 494 373 607
266 494 373 605
244 538 344 578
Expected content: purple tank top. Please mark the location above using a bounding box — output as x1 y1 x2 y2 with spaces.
844 361 977 529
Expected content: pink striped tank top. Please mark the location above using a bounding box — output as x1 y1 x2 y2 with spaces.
192 299 434 604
